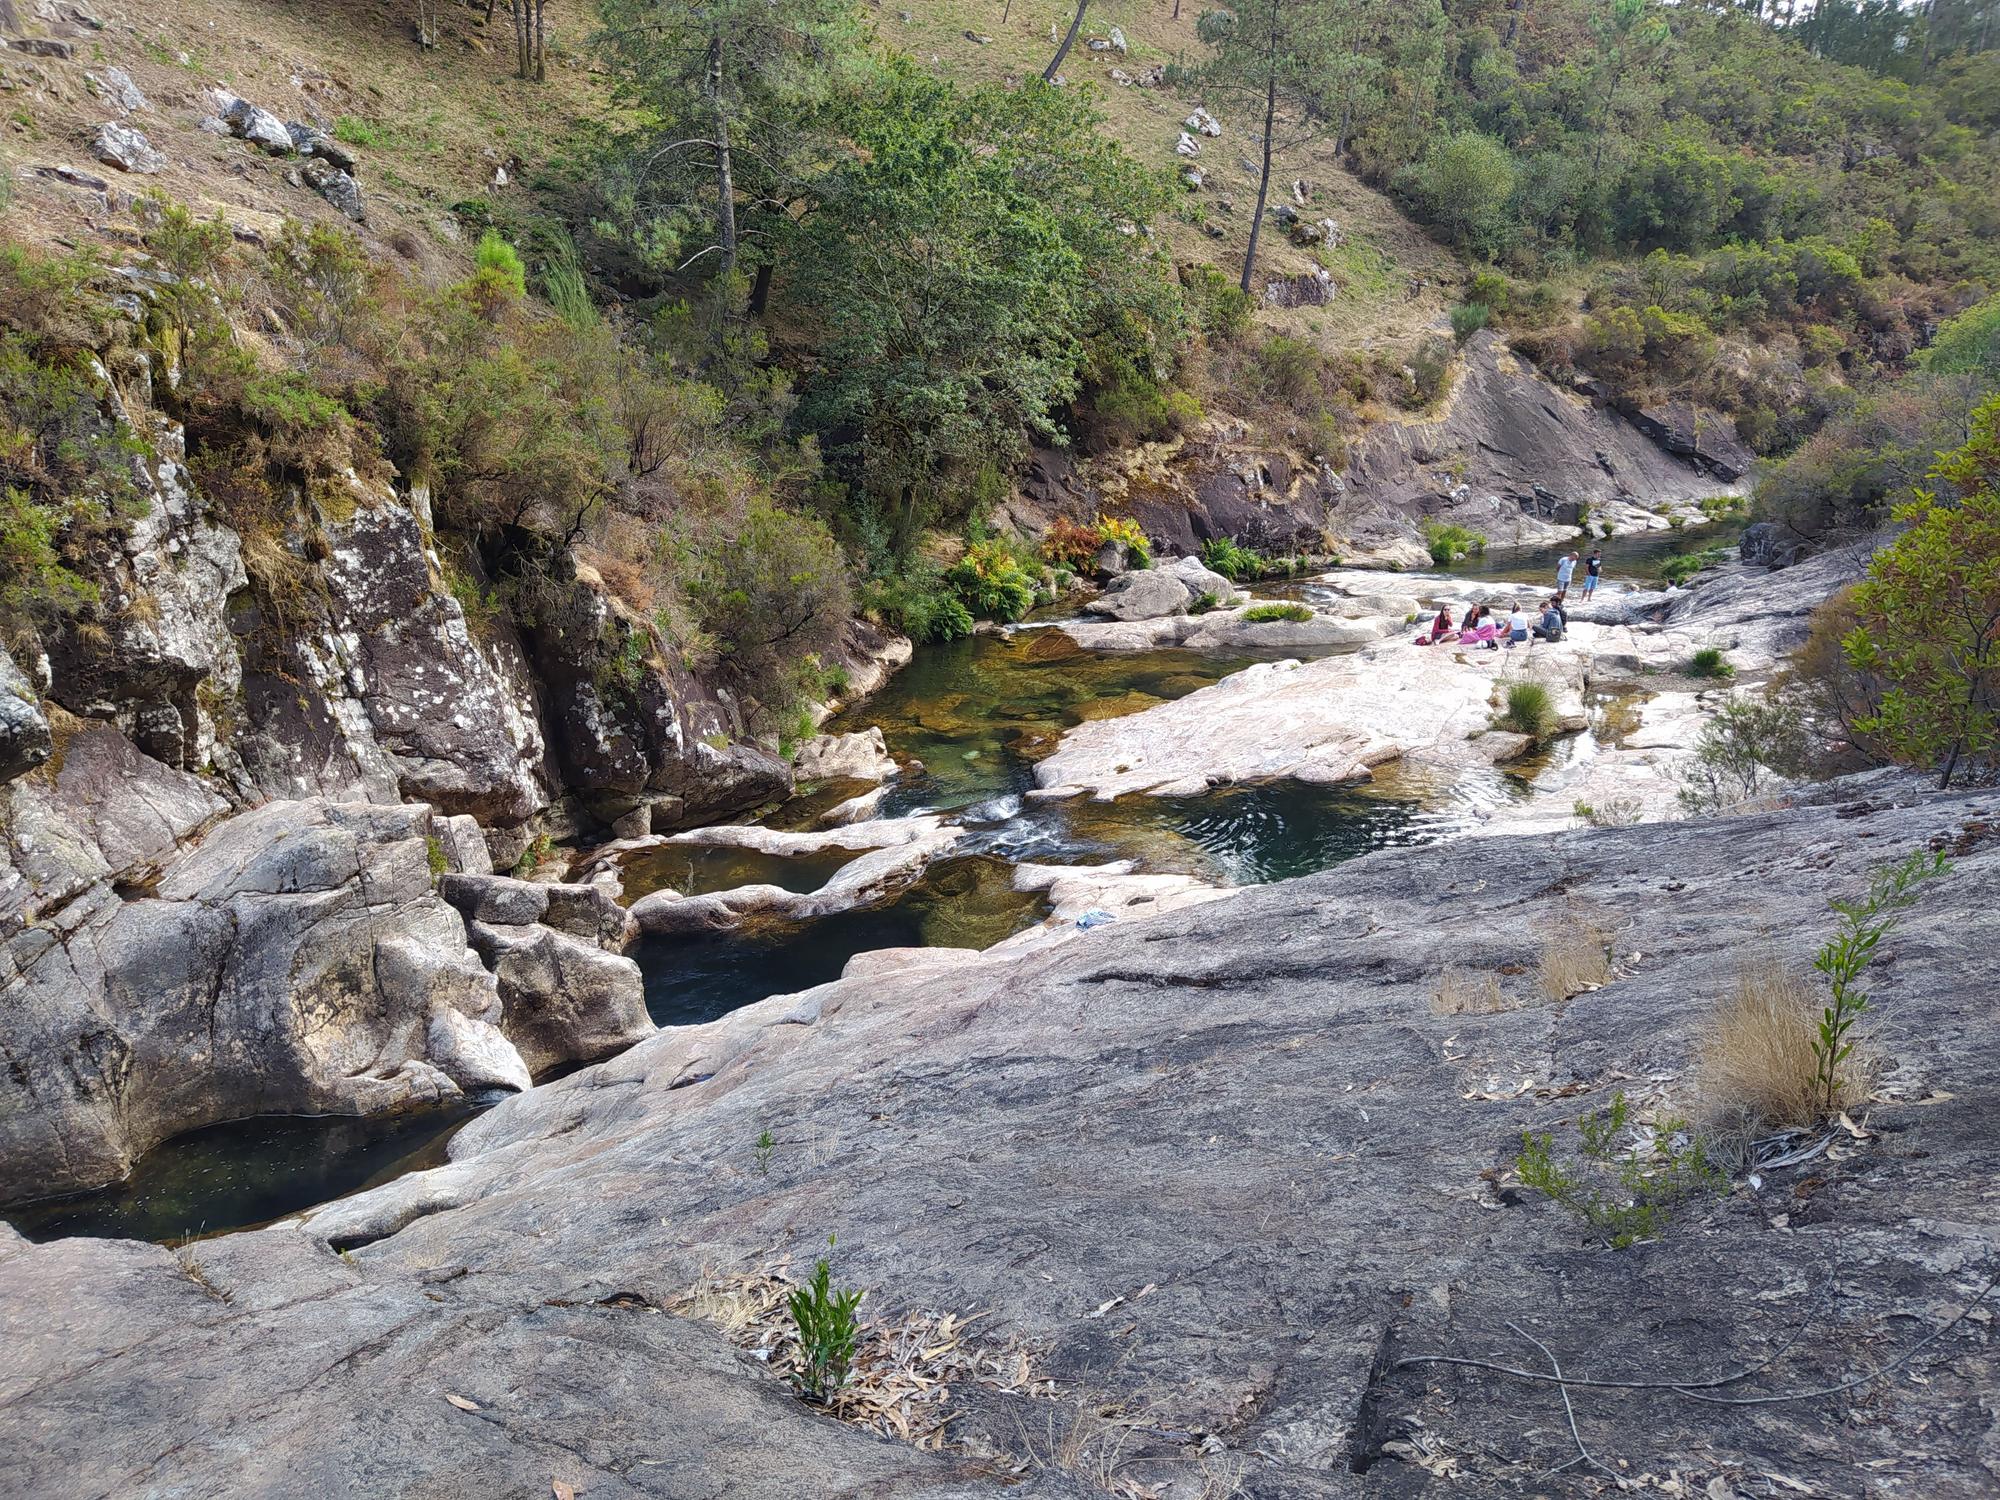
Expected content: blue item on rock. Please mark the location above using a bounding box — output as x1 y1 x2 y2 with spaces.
1076 909 1117 930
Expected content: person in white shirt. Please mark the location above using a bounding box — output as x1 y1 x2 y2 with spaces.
1555 551 1578 600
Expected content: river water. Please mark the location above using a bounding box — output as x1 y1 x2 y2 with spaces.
17 539 1675 1244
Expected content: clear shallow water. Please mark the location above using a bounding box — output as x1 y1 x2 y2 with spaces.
3 1102 488 1244
637 854 1044 1026
617 844 863 902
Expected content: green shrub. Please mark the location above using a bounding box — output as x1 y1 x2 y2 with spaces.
1808 849 1950 1120
863 567 974 643
1675 690 1818 813
1200 536 1261 581
1659 545 1727 587
1243 601 1313 623
1421 520 1486 566
679 499 854 701
1449 301 1491 343
425 835 448 880
944 538 1036 623
1688 646 1734 679
1180 263 1253 341
465 228 526 311
1498 679 1558 740
1405 336 1454 408
787 1249 863 1404
1094 514 1151 568
1189 589 1220 614
1252 335 1326 412
1515 1092 1725 1250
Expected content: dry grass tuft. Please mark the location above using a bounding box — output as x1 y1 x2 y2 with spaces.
1431 967 1510 1015
1537 907 1614 1002
1698 959 1857 1129
1016 1391 1147 1495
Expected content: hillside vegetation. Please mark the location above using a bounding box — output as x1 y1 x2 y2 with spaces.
2 0 1997 739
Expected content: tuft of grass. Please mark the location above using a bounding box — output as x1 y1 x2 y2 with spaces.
1431 967 1509 1015
425 834 448 880
1688 646 1734 679
1538 916 1613 1002
1697 960 1829 1130
332 115 388 148
1496 679 1557 741
1660 545 1728 587
1243 601 1313 624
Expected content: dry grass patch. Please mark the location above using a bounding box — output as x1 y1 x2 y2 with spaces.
1537 907 1614 1002
1698 959 1860 1130
1430 967 1510 1015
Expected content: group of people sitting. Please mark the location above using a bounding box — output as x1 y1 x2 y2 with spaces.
1415 596 1567 649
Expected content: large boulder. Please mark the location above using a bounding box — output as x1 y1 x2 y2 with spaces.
1085 569 1192 621
301 156 364 221
218 93 294 154
476 924 652 1076
1157 553 1240 603
0 647 50 784
793 727 897 785
90 120 164 173
0 798 533 1202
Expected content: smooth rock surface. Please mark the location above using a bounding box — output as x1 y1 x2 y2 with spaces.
2 789 1993 1497
1083 568 1191 621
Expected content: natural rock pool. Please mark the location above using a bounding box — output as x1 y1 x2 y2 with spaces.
10 600 1521 1244
4 1100 490 1245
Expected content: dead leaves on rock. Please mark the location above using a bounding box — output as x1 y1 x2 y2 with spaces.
442 1393 481 1413
669 1266 1053 1451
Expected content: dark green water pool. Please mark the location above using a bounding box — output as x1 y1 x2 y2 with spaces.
637 854 1044 1027
826 629 1277 817
3 1101 487 1244
618 843 863 902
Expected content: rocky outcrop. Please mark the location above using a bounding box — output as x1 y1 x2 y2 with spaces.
0 646 51 784
792 727 897 785
2 787 1993 1497
1335 333 1748 556
1012 332 1749 567
0 796 530 1203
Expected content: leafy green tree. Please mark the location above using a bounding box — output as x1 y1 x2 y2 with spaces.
1395 130 1519 260
789 67 1164 554
596 0 860 298
1843 393 2000 786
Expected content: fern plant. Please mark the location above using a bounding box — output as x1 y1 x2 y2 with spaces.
787 1249 863 1403
1809 848 1950 1118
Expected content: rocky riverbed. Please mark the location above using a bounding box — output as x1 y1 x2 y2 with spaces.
3 781 1993 1498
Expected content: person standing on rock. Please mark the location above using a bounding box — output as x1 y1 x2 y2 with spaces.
1582 548 1603 600
1555 551 1579 601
